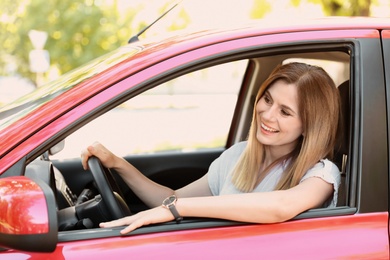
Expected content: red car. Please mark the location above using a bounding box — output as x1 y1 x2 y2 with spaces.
0 17 389 259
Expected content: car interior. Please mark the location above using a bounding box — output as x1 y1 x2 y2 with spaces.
23 46 353 241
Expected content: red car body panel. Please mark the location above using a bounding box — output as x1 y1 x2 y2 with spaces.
383 29 390 38
1 213 387 259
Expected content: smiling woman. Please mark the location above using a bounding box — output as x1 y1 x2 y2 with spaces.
226 62 341 196
256 81 303 154
80 62 341 234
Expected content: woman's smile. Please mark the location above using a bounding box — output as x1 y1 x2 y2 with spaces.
256 79 303 156
260 122 279 134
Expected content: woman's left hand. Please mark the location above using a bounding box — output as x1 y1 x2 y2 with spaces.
99 206 174 234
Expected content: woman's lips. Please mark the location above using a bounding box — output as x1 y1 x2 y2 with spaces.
261 122 279 133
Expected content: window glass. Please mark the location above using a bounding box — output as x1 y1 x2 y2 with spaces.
53 60 247 159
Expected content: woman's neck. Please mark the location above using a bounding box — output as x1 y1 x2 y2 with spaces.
264 145 294 167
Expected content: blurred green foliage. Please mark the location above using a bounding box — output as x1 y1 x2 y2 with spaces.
291 0 374 16
0 0 136 83
250 0 272 19
0 0 376 87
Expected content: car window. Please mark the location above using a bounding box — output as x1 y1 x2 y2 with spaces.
52 60 248 159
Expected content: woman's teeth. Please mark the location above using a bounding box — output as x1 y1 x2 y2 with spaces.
261 123 278 132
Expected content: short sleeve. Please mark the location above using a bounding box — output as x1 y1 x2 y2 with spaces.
300 159 341 207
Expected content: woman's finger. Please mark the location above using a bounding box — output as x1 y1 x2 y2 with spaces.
120 222 141 234
81 147 93 170
88 142 117 168
100 216 133 228
99 207 175 234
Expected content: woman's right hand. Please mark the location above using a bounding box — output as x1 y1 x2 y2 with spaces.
81 142 176 209
81 142 119 170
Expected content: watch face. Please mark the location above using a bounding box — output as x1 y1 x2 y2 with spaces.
163 195 176 206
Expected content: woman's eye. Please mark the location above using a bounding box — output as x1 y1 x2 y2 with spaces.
264 95 271 104
281 110 291 116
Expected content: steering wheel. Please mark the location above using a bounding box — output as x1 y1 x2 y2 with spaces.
87 156 131 220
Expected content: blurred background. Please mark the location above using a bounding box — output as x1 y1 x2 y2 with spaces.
1 0 389 107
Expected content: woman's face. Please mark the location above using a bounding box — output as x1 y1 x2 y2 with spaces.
256 79 303 156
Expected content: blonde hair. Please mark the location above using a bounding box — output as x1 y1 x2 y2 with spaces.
231 62 341 192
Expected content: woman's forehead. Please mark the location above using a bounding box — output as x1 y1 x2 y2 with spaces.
267 80 299 109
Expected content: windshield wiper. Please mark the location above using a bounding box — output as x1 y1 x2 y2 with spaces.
128 0 182 43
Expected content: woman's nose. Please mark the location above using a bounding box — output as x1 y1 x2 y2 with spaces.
262 105 277 121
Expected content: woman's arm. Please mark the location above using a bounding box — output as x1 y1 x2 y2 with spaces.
81 142 212 208
178 177 332 223
111 160 213 207
100 177 333 234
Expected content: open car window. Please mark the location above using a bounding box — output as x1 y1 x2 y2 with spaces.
51 60 248 160
51 47 353 242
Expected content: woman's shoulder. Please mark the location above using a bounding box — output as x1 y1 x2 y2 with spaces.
305 159 342 208
301 159 341 184
314 159 340 174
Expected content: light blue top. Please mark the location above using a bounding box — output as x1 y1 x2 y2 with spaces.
208 141 341 208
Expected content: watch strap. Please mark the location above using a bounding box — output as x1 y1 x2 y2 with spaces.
168 204 183 224
163 195 183 224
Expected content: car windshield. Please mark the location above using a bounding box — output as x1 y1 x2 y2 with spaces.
0 44 142 130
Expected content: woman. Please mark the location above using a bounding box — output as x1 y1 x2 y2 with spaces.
81 62 341 234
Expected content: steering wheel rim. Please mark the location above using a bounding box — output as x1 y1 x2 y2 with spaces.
87 156 130 220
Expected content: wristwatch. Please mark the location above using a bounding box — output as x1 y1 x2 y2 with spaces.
162 195 183 223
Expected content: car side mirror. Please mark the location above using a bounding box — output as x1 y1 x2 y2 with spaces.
0 176 57 252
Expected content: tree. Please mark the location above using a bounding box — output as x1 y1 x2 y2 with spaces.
290 0 373 16
0 0 136 85
250 0 272 19
0 0 22 77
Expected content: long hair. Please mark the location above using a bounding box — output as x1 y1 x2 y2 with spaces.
231 62 341 192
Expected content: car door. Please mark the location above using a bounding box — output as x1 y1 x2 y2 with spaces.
50 28 387 258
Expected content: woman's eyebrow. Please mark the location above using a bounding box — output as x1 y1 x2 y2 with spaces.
264 90 272 100
266 90 298 116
